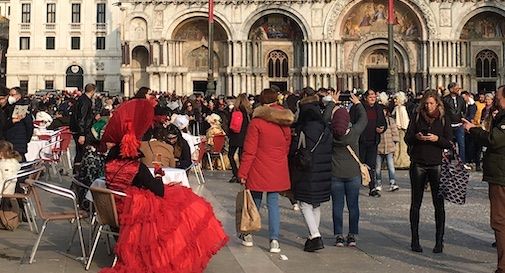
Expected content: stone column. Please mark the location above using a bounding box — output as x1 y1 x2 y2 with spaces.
123 76 130 97
160 72 167 92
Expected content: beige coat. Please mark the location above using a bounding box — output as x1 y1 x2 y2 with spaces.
139 140 176 168
0 159 21 195
378 117 400 155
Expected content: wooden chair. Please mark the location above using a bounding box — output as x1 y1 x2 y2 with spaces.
25 179 88 265
206 134 226 171
86 186 125 270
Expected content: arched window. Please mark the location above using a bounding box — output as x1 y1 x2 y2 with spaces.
267 50 288 78
476 50 498 78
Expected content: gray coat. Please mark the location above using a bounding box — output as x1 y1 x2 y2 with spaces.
331 103 368 178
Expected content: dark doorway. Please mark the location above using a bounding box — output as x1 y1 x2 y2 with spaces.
66 65 84 90
193 81 216 95
269 81 287 92
477 81 496 93
368 68 388 92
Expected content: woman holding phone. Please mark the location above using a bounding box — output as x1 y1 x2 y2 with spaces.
405 90 452 254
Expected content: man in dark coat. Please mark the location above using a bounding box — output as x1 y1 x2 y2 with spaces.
443 82 468 166
70 83 96 169
464 85 505 273
351 90 387 197
2 87 34 161
0 86 9 140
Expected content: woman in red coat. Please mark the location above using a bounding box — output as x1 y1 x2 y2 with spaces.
238 88 294 253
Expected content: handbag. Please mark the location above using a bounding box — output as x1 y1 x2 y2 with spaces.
293 131 324 171
346 146 371 186
235 188 261 233
439 144 470 205
0 198 20 231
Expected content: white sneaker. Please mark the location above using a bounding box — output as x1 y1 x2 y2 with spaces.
375 185 383 192
389 184 400 192
293 203 300 211
269 240 281 253
463 164 472 170
239 233 253 247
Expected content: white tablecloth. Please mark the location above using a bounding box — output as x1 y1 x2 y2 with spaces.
85 168 190 201
26 140 49 161
148 167 190 188
26 130 61 161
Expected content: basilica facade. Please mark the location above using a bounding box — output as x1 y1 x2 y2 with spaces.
5 0 505 96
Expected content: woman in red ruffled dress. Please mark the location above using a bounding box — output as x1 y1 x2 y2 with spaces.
99 99 228 273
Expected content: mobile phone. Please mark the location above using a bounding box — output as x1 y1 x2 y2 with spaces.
340 91 352 102
420 129 429 136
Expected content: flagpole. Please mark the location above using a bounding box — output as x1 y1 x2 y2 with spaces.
207 0 216 95
387 0 396 93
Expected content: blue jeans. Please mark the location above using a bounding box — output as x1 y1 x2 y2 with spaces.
250 191 280 240
331 176 361 235
453 125 466 163
376 153 396 185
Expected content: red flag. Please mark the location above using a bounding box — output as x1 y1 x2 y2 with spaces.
209 0 214 23
388 0 395 24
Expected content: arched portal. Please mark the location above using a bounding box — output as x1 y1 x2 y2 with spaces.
66 65 84 90
249 14 304 92
172 17 228 94
131 46 149 91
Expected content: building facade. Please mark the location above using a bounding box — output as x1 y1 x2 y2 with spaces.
115 0 505 96
6 1 122 94
6 0 505 96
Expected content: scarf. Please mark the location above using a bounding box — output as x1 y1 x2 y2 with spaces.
421 108 441 125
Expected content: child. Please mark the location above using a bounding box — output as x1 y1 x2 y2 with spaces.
0 141 21 195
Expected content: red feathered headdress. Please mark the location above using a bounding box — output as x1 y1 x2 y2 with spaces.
101 99 155 158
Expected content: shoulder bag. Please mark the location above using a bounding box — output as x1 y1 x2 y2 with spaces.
346 146 371 186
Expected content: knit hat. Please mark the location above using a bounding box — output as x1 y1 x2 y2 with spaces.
332 107 350 137
173 114 190 130
259 89 278 105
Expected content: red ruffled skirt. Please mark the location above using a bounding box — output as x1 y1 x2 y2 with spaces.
100 185 228 273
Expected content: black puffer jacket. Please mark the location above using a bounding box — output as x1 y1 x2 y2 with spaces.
290 96 332 205
70 94 94 137
3 98 34 154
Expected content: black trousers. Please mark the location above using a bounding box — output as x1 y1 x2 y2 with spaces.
359 141 378 192
409 163 445 244
73 134 86 168
228 146 243 177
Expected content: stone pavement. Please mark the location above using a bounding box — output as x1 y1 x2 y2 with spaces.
0 170 498 273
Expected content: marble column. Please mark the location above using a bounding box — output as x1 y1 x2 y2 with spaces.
123 76 130 97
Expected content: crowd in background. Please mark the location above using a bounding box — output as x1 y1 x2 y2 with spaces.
1 82 505 272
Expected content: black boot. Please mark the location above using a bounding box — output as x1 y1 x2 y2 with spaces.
304 237 324 252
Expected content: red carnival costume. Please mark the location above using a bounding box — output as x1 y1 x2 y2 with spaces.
99 99 228 273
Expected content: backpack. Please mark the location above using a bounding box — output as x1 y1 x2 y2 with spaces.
230 110 244 133
0 198 20 231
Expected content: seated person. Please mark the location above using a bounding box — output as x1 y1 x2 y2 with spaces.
34 105 53 129
100 99 227 272
139 122 176 168
172 114 199 160
0 140 21 195
47 111 70 130
205 113 226 148
166 124 192 169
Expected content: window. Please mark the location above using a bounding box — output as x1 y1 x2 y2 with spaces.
46 37 55 50
267 50 288 78
96 80 104 92
476 50 498 78
47 3 56 23
96 37 105 50
97 3 106 24
71 37 80 50
20 81 28 94
21 3 31 23
71 3 81 23
20 37 30 50
45 80 54 90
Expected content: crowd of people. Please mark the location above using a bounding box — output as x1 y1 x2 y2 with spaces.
0 82 504 273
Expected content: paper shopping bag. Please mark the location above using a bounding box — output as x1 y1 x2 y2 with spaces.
235 189 261 233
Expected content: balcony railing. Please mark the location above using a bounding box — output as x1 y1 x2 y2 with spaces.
19 23 30 30
45 23 55 30
96 23 106 30
70 23 81 30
